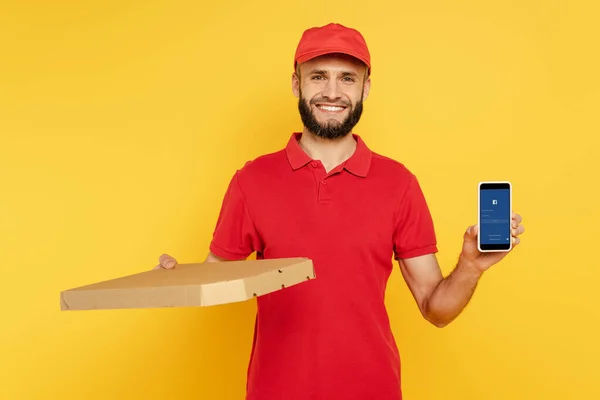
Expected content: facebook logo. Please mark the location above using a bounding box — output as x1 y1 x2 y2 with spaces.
492 199 498 205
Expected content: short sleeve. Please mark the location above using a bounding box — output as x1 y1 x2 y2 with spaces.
393 174 438 260
209 171 263 260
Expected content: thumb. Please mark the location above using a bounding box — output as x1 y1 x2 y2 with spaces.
158 254 178 269
465 224 479 238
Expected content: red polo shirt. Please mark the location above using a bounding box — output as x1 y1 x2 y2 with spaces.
210 132 438 400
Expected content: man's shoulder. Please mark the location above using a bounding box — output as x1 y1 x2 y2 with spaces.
236 148 288 178
370 151 416 180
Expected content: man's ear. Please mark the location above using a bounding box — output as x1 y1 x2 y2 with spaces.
362 76 371 101
292 72 300 98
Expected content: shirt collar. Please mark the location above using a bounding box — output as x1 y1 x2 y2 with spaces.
285 132 372 177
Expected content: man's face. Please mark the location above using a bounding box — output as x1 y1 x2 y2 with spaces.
292 54 371 140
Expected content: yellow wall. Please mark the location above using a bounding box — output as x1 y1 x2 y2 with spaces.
1 1 599 399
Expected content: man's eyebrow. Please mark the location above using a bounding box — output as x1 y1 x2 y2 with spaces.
306 69 360 77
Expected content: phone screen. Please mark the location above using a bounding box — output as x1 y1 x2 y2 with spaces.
479 182 511 251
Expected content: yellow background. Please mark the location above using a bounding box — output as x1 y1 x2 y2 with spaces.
1 0 599 399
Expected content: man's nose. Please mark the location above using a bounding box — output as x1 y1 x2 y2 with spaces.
322 79 341 101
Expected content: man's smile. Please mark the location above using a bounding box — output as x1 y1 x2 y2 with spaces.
314 103 347 114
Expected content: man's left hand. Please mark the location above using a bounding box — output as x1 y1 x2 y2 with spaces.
460 211 524 274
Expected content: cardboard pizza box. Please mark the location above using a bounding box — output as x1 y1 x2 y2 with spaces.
60 257 315 310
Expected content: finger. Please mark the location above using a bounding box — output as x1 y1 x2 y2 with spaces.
158 254 171 264
159 254 176 265
465 224 479 237
512 236 520 246
512 212 522 227
511 225 525 236
153 264 162 270
159 254 177 269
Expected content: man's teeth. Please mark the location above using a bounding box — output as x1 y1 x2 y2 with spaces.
318 105 345 111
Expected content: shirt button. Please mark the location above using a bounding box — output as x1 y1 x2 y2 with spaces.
321 180 327 185
310 161 318 168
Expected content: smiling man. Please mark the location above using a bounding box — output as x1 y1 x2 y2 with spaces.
156 23 524 400
295 55 367 143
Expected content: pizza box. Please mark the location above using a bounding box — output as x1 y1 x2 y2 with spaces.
60 257 315 310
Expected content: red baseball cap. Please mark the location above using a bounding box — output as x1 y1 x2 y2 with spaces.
294 23 371 75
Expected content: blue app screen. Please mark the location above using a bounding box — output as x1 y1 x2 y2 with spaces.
480 188 511 245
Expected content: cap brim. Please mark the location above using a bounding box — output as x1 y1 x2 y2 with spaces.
295 48 371 73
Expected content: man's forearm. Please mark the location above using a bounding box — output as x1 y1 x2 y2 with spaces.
424 259 483 328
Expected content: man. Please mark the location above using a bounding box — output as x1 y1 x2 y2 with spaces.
156 23 524 400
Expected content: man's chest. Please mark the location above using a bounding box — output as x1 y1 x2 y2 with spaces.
246 174 399 259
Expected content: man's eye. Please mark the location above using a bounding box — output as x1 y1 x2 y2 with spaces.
312 75 324 80
342 77 355 82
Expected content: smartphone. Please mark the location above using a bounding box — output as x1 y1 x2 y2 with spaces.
478 181 512 252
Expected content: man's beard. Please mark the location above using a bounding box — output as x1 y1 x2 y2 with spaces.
298 91 363 140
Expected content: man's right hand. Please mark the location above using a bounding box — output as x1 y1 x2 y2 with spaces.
153 254 178 270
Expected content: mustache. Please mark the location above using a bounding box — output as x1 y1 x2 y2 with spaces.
309 98 352 107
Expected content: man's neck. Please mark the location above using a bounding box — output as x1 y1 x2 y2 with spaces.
298 129 357 173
